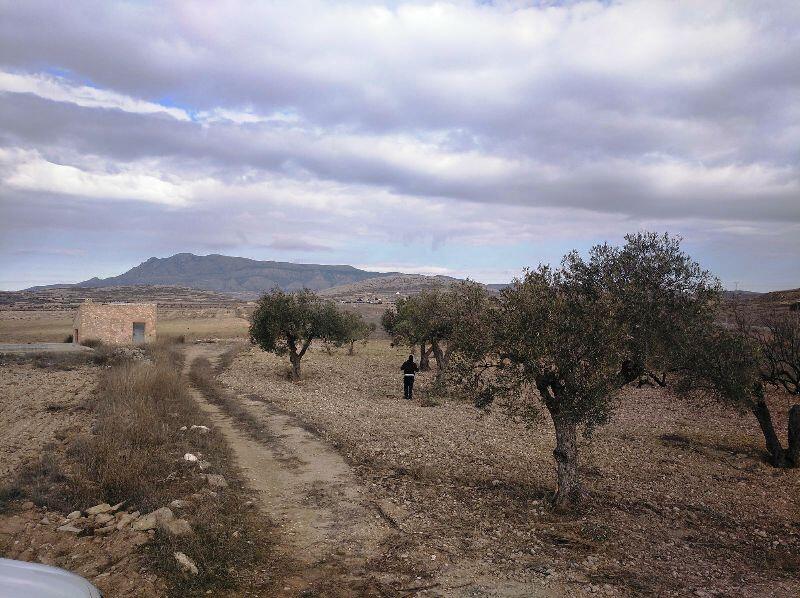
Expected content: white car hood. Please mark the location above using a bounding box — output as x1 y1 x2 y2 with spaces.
0 558 101 598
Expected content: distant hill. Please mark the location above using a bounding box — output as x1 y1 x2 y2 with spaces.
27 253 395 296
320 274 510 299
319 273 461 298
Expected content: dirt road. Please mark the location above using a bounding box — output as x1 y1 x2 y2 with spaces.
184 344 394 596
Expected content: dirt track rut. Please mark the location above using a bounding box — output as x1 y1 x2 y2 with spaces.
184 344 393 595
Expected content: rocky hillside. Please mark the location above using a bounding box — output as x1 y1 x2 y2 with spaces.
28 253 393 295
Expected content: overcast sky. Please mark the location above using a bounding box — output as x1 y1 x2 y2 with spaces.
1 0 798 291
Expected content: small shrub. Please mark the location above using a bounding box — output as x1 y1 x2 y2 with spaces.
64 334 73 343
80 338 103 349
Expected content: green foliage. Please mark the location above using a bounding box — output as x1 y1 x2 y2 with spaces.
452 232 720 428
249 289 347 354
673 327 762 412
340 310 375 347
381 281 492 372
249 288 352 378
446 232 720 505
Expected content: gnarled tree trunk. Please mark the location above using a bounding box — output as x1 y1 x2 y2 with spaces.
751 399 789 467
549 409 581 508
288 338 311 381
787 404 800 466
431 340 450 377
289 351 301 381
419 343 431 371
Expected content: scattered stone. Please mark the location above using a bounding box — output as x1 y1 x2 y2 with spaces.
94 513 114 525
116 511 140 530
20 501 35 510
94 524 116 536
159 518 193 538
131 507 174 532
174 552 198 575
86 503 113 516
198 460 212 471
57 524 82 534
183 453 198 462
206 474 228 488
67 511 82 520
40 517 50 525
190 425 210 434
110 501 126 512
179 426 188 431
169 499 190 510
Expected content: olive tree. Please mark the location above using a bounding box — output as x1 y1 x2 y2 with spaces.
677 310 800 467
448 233 719 508
341 310 376 355
249 289 349 380
381 283 486 375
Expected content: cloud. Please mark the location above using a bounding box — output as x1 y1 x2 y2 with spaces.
264 236 333 252
0 0 798 290
0 70 190 120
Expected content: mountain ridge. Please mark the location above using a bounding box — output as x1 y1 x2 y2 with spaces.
26 253 397 295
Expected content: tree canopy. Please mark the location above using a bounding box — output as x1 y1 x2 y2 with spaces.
447 232 720 507
249 288 351 380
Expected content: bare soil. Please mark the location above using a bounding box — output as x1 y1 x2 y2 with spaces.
186 344 409 596
218 341 800 597
0 362 95 479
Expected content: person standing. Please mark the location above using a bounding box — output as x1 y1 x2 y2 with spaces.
400 354 418 400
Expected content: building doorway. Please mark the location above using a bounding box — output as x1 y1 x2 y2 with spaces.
132 322 145 344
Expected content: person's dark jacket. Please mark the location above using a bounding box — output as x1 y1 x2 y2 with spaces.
400 360 418 376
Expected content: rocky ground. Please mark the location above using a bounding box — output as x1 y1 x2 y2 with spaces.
0 360 95 479
221 341 800 597
0 349 279 597
0 500 164 597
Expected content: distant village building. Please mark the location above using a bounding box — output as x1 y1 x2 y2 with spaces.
73 300 157 345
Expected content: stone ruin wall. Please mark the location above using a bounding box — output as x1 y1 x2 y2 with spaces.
73 303 157 345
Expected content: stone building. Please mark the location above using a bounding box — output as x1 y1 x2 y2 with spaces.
72 300 157 345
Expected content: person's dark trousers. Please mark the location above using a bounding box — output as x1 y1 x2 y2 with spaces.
403 375 414 400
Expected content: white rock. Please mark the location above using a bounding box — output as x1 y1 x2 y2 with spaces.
183 453 198 462
86 503 113 515
174 552 198 575
179 426 187 431
57 524 82 534
94 513 114 525
115 512 139 530
159 518 193 538
131 507 174 532
190 425 210 434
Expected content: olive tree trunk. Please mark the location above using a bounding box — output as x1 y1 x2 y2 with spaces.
289 351 301 381
288 339 311 381
751 399 789 467
787 404 800 466
549 409 581 508
419 343 431 371
431 341 450 377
